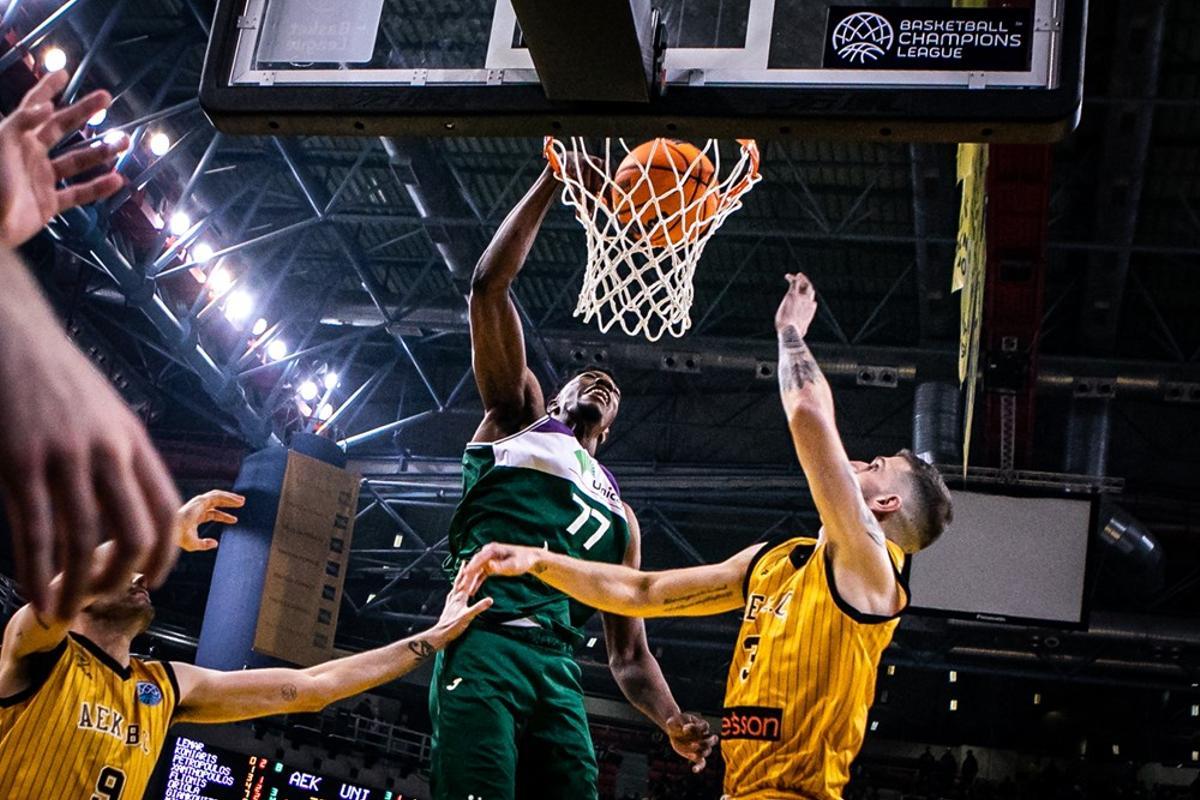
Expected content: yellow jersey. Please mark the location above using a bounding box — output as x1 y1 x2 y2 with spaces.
721 536 908 800
0 632 179 799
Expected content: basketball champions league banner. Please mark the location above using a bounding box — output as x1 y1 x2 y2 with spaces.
823 6 1033 70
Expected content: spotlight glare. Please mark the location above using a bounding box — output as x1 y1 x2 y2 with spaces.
323 371 339 391
191 242 214 263
223 289 254 323
42 47 67 72
251 318 268 336
266 339 289 361
948 699 958 711
169 212 191 237
87 108 107 127
298 380 319 402
206 266 233 295
102 129 127 149
149 132 171 156
318 403 334 421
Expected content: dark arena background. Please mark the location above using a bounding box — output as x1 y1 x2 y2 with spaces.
1 1 1200 799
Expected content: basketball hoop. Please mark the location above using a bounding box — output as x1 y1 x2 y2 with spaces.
545 137 761 342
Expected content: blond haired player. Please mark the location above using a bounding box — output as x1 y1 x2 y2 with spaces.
0 491 490 800
461 274 954 800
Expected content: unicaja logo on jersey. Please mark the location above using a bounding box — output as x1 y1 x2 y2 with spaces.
832 12 894 63
574 449 619 504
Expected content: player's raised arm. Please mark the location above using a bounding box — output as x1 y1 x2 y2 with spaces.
460 539 755 619
170 572 491 724
773 274 902 617
469 157 604 439
467 166 558 436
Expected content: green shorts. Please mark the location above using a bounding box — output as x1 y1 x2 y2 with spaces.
429 626 598 800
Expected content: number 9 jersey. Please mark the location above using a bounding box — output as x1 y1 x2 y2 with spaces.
447 416 631 640
0 632 178 799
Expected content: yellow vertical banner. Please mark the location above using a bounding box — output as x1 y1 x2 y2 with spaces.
953 142 988 474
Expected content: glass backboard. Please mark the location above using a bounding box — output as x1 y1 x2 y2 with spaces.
200 0 1085 141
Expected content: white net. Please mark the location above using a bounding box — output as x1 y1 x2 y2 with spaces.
546 137 761 342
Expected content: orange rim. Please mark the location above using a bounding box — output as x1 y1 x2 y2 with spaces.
543 136 563 177
728 138 761 198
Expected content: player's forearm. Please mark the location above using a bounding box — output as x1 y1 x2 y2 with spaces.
610 649 682 731
530 551 661 617
300 629 446 710
470 168 558 292
777 325 835 424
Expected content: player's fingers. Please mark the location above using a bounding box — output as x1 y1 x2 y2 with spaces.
206 510 238 525
47 456 102 618
691 756 707 773
197 538 219 551
132 441 182 589
3 478 53 612
51 139 121 180
459 563 486 597
54 174 125 212
209 490 246 507
37 89 111 147
465 597 493 619
6 103 52 132
92 454 156 592
21 70 69 109
451 565 471 594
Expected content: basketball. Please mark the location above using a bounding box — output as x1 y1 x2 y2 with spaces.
610 139 719 247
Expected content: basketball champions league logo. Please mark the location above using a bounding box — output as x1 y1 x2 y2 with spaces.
831 12 895 64
824 6 1032 71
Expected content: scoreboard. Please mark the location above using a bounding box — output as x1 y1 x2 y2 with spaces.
152 735 403 800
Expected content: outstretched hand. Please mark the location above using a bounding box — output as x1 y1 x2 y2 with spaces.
430 568 495 646
774 272 818 338
176 490 245 552
0 70 128 247
666 712 718 773
457 541 544 597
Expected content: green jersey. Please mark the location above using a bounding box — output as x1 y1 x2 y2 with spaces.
447 416 631 642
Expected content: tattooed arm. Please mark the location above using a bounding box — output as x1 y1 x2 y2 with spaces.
774 274 902 617
171 572 491 724
459 540 757 620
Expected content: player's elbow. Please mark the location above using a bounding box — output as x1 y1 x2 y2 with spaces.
469 263 510 297
608 643 651 677
785 396 831 432
628 573 663 616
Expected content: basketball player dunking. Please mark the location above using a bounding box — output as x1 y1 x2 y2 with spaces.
0 491 490 800
429 161 713 800
460 274 954 800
